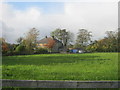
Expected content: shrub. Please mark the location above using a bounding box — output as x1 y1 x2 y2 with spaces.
5 51 15 56
15 45 26 55
34 48 48 54
6 51 12 56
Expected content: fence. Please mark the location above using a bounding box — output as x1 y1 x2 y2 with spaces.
2 79 119 88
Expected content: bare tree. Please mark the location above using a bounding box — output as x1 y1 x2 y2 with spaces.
76 29 92 47
105 31 116 39
105 30 118 52
24 28 39 54
16 37 23 44
51 28 74 47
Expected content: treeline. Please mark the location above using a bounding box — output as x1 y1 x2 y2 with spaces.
1 28 120 56
1 28 45 56
69 29 119 52
86 31 119 52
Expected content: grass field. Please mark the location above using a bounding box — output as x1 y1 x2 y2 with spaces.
2 53 118 80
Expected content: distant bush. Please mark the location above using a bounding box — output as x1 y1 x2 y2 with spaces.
34 48 48 54
3 46 49 56
3 51 15 56
6 51 12 56
15 45 26 55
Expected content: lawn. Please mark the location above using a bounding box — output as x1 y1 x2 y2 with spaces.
2 53 118 80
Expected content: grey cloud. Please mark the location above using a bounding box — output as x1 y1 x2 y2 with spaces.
0 2 118 43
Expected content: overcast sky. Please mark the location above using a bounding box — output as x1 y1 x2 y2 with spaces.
0 0 118 43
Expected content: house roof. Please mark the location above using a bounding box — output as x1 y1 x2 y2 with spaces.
37 37 52 44
37 37 62 44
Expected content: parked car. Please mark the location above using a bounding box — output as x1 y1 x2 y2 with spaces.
69 48 85 54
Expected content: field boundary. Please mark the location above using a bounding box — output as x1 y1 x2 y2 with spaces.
2 79 120 88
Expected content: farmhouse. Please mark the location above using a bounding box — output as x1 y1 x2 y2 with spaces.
37 36 64 52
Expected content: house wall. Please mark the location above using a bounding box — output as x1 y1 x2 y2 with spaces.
37 39 63 52
52 42 63 52
37 43 48 48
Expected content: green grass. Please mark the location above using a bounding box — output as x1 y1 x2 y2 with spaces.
2 53 119 80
